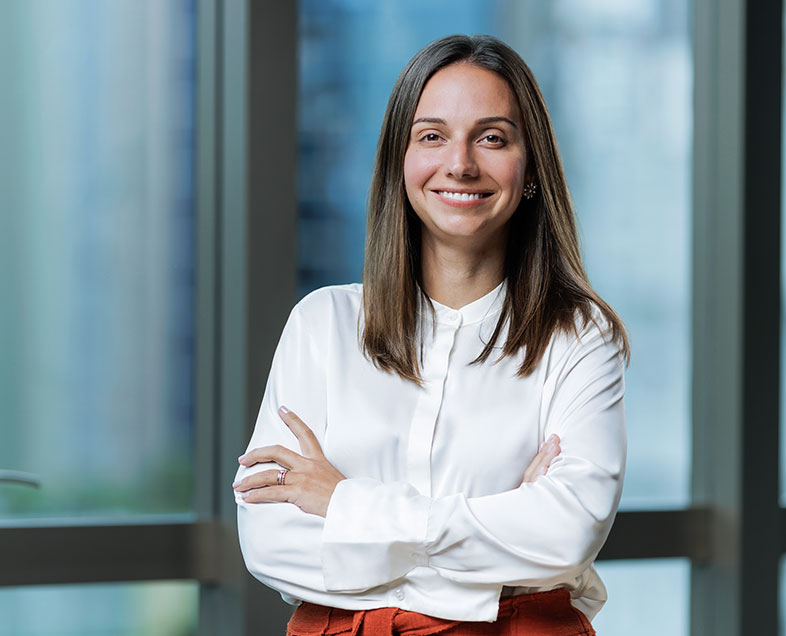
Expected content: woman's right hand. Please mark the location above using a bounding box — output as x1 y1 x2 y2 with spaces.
522 434 561 483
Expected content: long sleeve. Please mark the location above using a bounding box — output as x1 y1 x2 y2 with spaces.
320 317 625 593
235 300 338 602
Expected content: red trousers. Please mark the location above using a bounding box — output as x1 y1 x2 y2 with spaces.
285 589 596 636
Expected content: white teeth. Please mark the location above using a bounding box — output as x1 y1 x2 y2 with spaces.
438 191 485 201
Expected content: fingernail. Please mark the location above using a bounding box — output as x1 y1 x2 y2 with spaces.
241 492 250 500
279 405 290 414
237 455 245 462
232 480 241 487
548 434 557 443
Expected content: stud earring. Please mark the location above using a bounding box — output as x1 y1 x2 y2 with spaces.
522 182 538 200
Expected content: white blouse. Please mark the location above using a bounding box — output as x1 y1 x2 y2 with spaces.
234 280 626 623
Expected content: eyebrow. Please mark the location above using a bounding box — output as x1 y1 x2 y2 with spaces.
411 116 519 129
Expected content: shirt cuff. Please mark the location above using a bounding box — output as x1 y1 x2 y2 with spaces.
321 477 431 592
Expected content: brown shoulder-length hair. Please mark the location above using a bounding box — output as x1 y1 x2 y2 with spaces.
362 34 629 385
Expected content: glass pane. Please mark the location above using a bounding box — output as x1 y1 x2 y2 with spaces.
593 559 689 635
0 582 197 636
298 0 692 508
0 1 196 517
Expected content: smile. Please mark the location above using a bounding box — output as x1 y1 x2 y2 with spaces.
435 191 492 201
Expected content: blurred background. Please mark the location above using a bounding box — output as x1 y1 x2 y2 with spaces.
0 0 781 635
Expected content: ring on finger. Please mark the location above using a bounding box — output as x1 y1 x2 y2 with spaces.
277 469 289 486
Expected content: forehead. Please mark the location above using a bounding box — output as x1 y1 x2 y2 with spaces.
413 63 520 123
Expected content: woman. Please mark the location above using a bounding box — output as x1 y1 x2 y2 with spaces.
233 34 628 635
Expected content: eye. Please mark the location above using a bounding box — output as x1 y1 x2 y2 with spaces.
419 132 442 143
480 134 505 146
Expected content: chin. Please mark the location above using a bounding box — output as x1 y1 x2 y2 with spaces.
434 222 500 244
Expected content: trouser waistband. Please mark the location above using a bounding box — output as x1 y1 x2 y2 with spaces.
285 589 595 636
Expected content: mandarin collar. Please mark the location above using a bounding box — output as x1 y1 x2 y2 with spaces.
421 279 507 327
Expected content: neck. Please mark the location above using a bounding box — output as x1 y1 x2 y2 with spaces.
419 232 506 309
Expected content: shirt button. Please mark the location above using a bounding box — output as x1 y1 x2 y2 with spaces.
395 588 405 601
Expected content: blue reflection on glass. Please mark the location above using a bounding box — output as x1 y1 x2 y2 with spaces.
0 0 196 517
593 559 689 635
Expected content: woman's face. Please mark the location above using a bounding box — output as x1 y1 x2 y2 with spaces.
403 63 527 250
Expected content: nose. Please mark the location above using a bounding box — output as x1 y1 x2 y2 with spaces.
444 141 479 179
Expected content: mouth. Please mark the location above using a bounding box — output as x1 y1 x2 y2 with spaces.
434 190 493 202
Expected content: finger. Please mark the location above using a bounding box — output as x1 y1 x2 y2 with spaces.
523 434 561 482
233 468 283 492
278 406 322 457
540 434 561 462
538 433 561 453
536 435 562 475
529 436 556 473
238 444 303 469
538 434 561 460
240 485 294 504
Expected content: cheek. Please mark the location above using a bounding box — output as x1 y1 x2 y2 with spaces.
403 149 438 194
500 157 527 197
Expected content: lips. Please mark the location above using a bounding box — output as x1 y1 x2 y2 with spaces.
434 190 493 202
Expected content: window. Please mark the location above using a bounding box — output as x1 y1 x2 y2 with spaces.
0 2 203 631
0 0 196 520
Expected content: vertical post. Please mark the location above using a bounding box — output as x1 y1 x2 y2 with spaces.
195 0 218 530
739 0 782 631
691 0 782 633
195 0 236 633
196 0 299 634
244 0 299 633
691 2 745 633
246 0 299 427
196 0 252 633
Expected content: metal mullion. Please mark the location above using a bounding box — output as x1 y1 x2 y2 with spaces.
0 508 717 588
0 521 220 586
196 1 299 634
196 0 249 634
239 0 300 633
691 0 783 634
194 0 219 524
740 0 782 629
195 0 246 631
691 0 746 633
598 509 713 563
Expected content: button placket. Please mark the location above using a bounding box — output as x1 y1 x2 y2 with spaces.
405 320 459 496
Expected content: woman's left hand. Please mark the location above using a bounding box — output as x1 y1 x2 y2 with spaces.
233 406 345 517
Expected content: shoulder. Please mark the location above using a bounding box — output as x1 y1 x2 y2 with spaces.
273 283 364 359
544 302 625 377
287 283 364 337
293 282 363 319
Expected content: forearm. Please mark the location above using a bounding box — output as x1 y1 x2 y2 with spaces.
321 455 622 592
